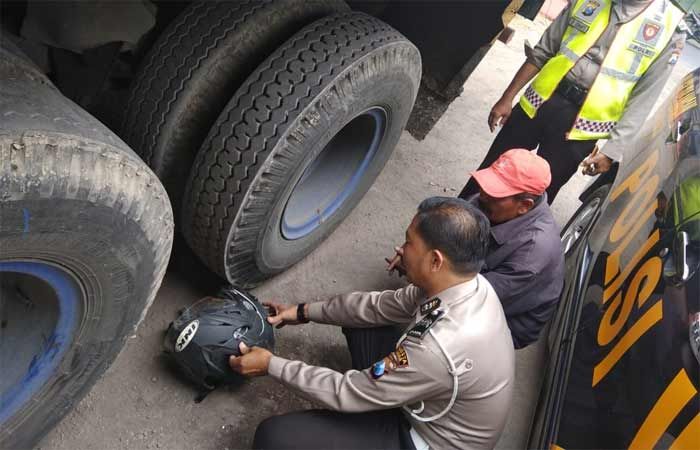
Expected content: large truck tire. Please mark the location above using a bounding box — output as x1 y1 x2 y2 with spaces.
120 0 348 216
0 45 173 448
182 13 421 286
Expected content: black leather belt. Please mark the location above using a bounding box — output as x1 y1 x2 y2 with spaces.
554 78 589 107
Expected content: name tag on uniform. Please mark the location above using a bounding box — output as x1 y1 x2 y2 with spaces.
408 309 445 339
419 298 441 315
628 42 656 57
569 16 591 33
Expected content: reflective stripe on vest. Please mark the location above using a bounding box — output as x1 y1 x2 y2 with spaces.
673 175 700 241
519 0 684 140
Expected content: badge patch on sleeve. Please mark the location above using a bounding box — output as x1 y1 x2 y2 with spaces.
390 346 410 368
371 359 386 379
371 346 409 379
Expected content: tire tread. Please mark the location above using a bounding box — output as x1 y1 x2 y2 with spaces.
120 0 348 211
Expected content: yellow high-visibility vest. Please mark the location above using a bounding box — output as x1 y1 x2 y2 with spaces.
520 0 684 140
673 174 700 241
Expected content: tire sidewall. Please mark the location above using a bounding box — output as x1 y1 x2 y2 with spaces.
0 199 155 448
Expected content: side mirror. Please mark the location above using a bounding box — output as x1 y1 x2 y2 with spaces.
674 231 691 283
663 231 695 286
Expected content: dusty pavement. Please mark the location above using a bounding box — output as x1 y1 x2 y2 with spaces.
39 14 698 450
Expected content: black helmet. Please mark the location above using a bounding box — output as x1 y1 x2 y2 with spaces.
164 286 275 390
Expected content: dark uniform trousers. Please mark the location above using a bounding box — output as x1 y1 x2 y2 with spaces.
252 327 416 450
459 92 597 203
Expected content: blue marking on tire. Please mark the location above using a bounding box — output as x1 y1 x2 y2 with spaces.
0 261 80 424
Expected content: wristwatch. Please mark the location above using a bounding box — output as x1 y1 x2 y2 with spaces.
296 303 309 324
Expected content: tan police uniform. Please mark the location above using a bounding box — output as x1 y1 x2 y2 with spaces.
267 275 515 449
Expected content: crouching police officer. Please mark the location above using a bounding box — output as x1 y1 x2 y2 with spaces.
229 197 515 450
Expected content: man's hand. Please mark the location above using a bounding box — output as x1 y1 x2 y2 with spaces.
229 343 272 377
580 147 613 176
265 301 304 329
488 97 514 132
384 246 406 277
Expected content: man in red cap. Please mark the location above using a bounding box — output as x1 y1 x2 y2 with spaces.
387 149 563 347
464 148 564 348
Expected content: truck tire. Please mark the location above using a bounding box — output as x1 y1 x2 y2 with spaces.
0 45 173 448
182 13 421 286
120 0 348 216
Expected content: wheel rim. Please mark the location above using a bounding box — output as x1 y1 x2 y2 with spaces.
281 107 387 240
561 198 601 254
0 261 81 423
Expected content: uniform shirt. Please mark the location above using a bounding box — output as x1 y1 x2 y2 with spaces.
267 275 515 450
529 0 686 161
470 195 565 349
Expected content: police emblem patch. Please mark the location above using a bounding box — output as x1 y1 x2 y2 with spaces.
582 0 600 16
643 22 661 41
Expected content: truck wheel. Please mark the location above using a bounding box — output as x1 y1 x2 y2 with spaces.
120 0 348 215
0 46 173 449
182 13 421 286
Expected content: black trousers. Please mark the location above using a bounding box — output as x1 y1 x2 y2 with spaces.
459 93 597 203
252 327 415 450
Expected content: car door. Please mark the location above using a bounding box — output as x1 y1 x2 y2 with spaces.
530 69 700 449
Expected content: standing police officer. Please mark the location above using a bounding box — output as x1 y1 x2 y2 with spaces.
460 0 687 202
230 197 515 450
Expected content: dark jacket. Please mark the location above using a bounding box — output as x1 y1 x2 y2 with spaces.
472 195 565 348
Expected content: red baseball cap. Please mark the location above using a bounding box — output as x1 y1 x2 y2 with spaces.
471 149 551 198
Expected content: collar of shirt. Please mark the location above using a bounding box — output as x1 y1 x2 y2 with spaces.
467 193 550 246
417 276 480 313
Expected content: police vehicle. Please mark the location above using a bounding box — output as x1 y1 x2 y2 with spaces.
529 67 700 449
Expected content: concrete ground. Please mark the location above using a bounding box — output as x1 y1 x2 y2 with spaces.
39 14 698 450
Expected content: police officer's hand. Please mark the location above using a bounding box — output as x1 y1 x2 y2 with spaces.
229 342 271 377
488 97 513 132
384 246 406 277
264 301 304 328
580 148 613 176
